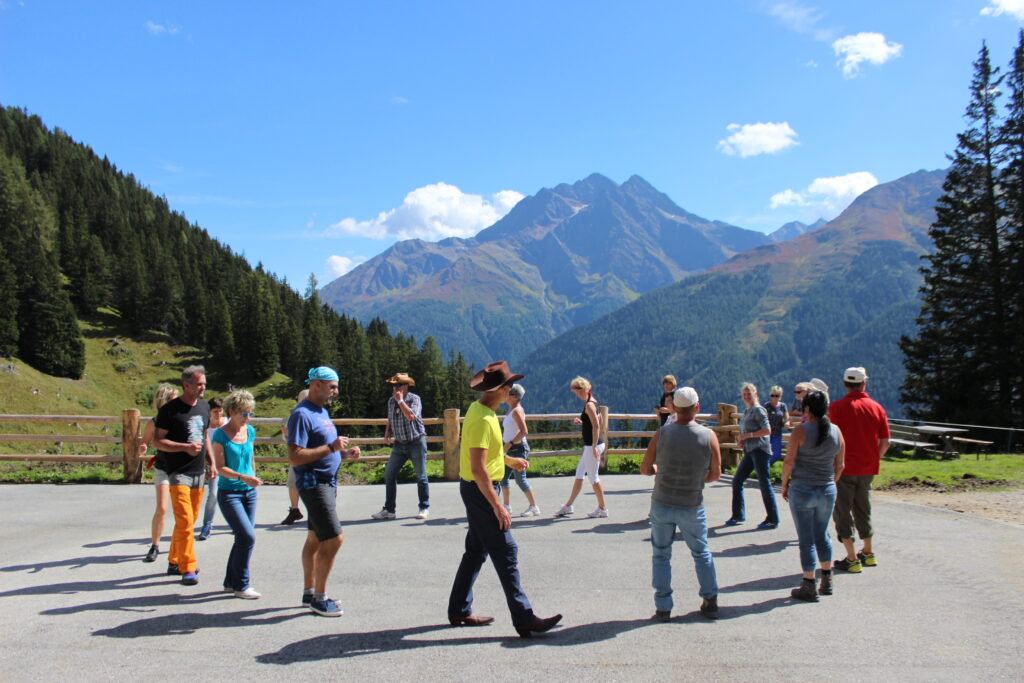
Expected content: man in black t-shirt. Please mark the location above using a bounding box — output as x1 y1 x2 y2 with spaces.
155 365 213 585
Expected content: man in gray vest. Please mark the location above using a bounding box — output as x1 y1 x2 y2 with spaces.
640 386 721 621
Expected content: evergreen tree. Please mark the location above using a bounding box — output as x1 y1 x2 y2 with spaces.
999 29 1024 418
901 43 1015 425
0 242 19 356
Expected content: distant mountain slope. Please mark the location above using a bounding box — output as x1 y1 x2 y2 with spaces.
769 218 826 242
518 169 946 416
320 174 769 366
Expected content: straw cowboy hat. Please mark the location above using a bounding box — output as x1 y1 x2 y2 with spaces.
385 372 416 386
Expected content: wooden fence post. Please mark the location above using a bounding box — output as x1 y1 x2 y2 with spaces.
122 409 141 483
599 404 610 471
717 403 740 470
443 408 461 481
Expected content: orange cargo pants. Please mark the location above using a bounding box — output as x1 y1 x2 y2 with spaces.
168 483 204 572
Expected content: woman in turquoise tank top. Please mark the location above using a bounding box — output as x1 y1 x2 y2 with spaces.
212 390 263 599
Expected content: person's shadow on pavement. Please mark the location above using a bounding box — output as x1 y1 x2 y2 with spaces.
255 619 656 664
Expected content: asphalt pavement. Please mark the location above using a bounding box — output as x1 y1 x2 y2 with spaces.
1 474 1021 681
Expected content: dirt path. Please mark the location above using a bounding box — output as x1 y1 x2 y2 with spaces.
875 487 1024 526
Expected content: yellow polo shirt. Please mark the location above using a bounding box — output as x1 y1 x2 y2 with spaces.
460 400 504 482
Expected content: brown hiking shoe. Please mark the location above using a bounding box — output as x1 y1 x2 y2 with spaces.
281 507 304 525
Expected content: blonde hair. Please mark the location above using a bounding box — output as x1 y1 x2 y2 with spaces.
152 383 177 412
295 389 309 404
570 376 591 392
741 382 758 398
769 385 782 396
223 390 255 416
662 374 677 388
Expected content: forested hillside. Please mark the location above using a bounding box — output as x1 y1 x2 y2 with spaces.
0 106 477 418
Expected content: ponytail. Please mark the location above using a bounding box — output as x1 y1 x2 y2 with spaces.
802 390 831 447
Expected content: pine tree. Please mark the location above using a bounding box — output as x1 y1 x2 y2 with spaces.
901 43 1015 424
0 241 19 356
999 29 1024 419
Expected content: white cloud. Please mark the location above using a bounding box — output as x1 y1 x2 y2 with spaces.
769 2 835 42
391 96 410 105
327 182 524 241
770 171 878 218
145 20 180 35
717 122 799 158
325 255 364 279
981 0 1024 20
832 32 903 78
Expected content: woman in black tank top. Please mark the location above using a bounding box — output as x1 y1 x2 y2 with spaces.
554 376 609 519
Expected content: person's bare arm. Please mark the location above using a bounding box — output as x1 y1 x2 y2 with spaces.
287 436 346 466
154 427 202 457
781 424 805 501
707 431 722 482
640 429 660 476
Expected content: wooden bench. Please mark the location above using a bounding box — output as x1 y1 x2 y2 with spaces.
952 436 995 460
888 424 938 457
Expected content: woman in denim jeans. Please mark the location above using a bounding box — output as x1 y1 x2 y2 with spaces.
781 390 845 601
726 383 779 529
500 384 539 517
211 390 263 599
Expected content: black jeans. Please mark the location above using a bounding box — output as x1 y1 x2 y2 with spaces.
448 480 533 626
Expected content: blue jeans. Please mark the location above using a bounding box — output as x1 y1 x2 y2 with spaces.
448 480 533 627
731 447 779 524
217 487 257 590
788 482 836 572
201 474 218 528
500 443 531 492
769 433 784 466
650 502 718 611
384 436 429 512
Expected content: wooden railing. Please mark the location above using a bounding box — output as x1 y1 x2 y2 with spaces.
0 403 751 482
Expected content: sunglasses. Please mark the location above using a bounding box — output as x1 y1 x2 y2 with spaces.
241 411 254 417
770 394 781 397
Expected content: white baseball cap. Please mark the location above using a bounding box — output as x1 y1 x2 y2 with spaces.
844 367 869 383
673 386 699 408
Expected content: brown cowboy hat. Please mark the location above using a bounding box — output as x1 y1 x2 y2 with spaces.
469 361 524 392
385 372 416 386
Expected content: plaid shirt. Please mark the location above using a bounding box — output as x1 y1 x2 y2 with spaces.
388 392 426 442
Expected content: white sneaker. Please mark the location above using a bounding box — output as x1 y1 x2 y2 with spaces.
503 503 511 513
416 509 430 520
587 507 609 518
554 505 574 517
234 587 261 600
371 508 396 520
521 506 541 517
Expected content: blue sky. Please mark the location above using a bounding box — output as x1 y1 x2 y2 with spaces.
2 1 1023 288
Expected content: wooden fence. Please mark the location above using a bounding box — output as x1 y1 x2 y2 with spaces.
0 404 751 482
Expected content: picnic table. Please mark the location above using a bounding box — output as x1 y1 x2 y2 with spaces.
914 425 968 458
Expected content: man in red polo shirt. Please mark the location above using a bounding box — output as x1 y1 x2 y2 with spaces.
828 366 890 573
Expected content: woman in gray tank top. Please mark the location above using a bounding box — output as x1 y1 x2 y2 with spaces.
781 390 845 602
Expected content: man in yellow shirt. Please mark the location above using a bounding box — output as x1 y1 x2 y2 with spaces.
447 361 562 638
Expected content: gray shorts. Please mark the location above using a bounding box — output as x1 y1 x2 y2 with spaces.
286 466 297 489
299 483 343 541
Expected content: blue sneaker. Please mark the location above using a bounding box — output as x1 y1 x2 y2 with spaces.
309 597 343 617
302 592 313 606
167 563 180 575
181 571 199 586
757 521 779 530
724 518 744 526
197 524 212 541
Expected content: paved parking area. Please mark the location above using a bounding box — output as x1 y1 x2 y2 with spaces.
1 475 1021 681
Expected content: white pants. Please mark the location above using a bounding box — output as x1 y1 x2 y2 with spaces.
574 443 605 484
